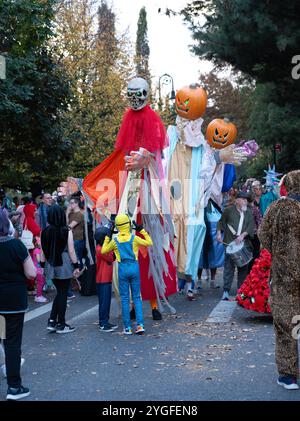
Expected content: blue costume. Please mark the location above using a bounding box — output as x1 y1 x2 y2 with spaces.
115 235 144 330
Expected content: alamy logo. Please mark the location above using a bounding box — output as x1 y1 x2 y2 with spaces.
291 315 300 340
291 55 300 80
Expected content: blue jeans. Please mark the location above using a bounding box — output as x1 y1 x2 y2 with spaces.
96 283 112 327
118 261 143 328
74 239 85 270
178 278 195 291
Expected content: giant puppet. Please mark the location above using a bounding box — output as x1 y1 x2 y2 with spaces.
83 77 177 319
198 118 239 287
164 83 251 300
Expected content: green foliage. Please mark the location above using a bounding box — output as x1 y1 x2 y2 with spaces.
0 0 73 191
182 0 300 176
135 7 151 83
157 95 176 127
54 0 133 179
199 70 252 139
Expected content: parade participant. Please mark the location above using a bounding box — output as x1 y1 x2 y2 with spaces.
23 202 41 237
95 226 118 332
101 214 153 335
217 191 254 300
236 172 287 313
198 201 224 289
258 170 300 390
247 192 263 272
165 88 249 300
197 120 239 290
83 77 177 319
260 165 281 215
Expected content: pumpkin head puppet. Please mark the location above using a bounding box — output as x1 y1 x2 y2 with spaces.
175 83 207 121
206 118 237 150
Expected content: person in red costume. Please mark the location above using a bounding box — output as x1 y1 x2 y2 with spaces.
83 77 177 320
23 203 41 238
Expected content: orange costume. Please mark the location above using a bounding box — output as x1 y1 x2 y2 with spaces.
83 78 177 317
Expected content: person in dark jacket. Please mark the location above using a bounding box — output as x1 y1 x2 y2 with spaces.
217 191 254 300
0 209 36 400
41 205 80 334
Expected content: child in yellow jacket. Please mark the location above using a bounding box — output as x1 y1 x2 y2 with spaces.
101 214 152 335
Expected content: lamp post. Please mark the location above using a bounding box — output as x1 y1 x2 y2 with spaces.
158 73 175 106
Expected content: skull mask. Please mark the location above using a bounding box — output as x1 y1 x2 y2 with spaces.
127 77 149 111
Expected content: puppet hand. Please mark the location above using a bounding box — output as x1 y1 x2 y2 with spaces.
133 221 143 232
219 145 247 165
108 223 115 239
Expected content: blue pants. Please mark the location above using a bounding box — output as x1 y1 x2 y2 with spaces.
118 261 144 328
178 278 195 291
96 283 112 327
74 239 85 270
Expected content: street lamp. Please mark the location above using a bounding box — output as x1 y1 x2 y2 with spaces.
158 73 176 103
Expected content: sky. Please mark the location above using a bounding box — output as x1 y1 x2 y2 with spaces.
111 0 213 96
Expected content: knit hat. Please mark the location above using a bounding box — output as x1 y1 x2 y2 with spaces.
236 191 249 199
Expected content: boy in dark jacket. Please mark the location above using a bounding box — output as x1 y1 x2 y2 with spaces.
95 227 118 332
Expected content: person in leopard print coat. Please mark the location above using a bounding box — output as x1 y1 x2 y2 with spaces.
258 170 300 390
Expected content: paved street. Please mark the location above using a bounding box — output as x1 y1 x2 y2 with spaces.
1 274 300 402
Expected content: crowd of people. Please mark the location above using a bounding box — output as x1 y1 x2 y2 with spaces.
0 167 299 399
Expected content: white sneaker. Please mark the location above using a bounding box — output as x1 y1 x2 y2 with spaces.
196 279 202 290
222 291 229 301
55 324 76 334
34 295 48 303
1 358 25 378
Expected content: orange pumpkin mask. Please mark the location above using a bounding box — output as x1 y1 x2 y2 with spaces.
175 84 207 121
206 118 237 149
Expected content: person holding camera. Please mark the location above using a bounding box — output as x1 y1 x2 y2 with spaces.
101 214 152 335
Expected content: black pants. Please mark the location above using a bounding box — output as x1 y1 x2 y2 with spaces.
1 312 25 388
223 254 249 292
50 279 71 325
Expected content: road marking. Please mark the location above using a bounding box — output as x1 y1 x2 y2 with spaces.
68 305 98 324
24 302 98 324
24 302 53 323
206 300 237 323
